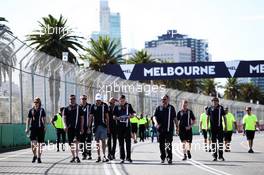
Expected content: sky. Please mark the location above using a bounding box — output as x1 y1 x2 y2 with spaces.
1 0 264 61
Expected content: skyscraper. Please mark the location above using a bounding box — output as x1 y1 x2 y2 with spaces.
100 0 110 35
99 0 121 46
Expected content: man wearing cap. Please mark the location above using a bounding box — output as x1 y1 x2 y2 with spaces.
25 97 46 163
242 107 259 153
63 94 84 163
88 93 110 162
107 97 118 160
113 95 136 163
200 106 212 152
79 95 92 160
153 95 177 164
207 97 227 161
223 107 237 152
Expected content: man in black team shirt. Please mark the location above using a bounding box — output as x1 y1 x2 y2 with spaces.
153 95 177 164
63 94 84 163
207 97 227 161
107 97 118 160
113 95 136 163
88 93 110 163
176 100 196 161
25 97 46 163
79 95 92 160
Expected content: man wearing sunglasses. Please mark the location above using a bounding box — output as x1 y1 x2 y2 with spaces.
63 94 84 163
153 95 177 164
79 95 92 160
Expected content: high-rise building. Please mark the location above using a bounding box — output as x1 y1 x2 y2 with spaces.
100 0 110 35
99 0 121 46
145 30 209 62
110 12 121 44
251 77 264 93
145 44 192 63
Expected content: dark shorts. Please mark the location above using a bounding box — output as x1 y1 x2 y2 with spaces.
30 127 45 143
202 129 208 139
131 123 138 133
179 127 193 143
67 128 81 145
246 130 255 140
95 125 108 141
224 131 233 141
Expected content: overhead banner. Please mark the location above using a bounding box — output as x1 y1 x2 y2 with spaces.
102 60 264 80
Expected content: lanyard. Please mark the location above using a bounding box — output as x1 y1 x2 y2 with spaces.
167 106 171 132
75 105 79 129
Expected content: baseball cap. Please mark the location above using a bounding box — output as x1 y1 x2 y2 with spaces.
95 93 102 101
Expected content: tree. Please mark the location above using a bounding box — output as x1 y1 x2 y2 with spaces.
0 17 16 87
200 79 218 96
126 50 157 64
224 78 240 100
83 36 122 72
26 14 84 114
239 83 263 103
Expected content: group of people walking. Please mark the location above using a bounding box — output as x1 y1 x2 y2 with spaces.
25 94 260 164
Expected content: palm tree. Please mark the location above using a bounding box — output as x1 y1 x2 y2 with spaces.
127 50 157 64
0 17 16 87
27 14 84 114
200 79 218 96
239 83 263 103
83 36 122 72
224 78 240 100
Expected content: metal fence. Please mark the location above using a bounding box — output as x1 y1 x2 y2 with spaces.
0 30 264 128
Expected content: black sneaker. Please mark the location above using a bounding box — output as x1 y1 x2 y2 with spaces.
248 149 254 153
187 151 192 159
70 157 76 163
126 158 133 163
218 157 225 161
32 156 37 163
82 156 87 160
88 156 92 160
103 156 109 162
161 159 165 164
37 158 42 163
76 157 81 163
182 154 187 161
120 159 125 164
96 157 101 163
213 157 217 161
57 149 60 152
168 159 172 164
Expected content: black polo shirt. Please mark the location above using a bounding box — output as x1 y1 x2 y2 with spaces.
28 107 46 129
176 109 195 128
90 102 108 128
154 104 176 132
80 103 92 129
207 105 226 131
108 104 117 129
113 103 135 128
63 104 84 130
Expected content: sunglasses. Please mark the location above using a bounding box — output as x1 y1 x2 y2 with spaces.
81 98 87 100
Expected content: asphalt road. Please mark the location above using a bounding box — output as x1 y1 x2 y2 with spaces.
0 133 263 175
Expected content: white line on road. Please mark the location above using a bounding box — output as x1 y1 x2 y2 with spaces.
174 148 232 175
